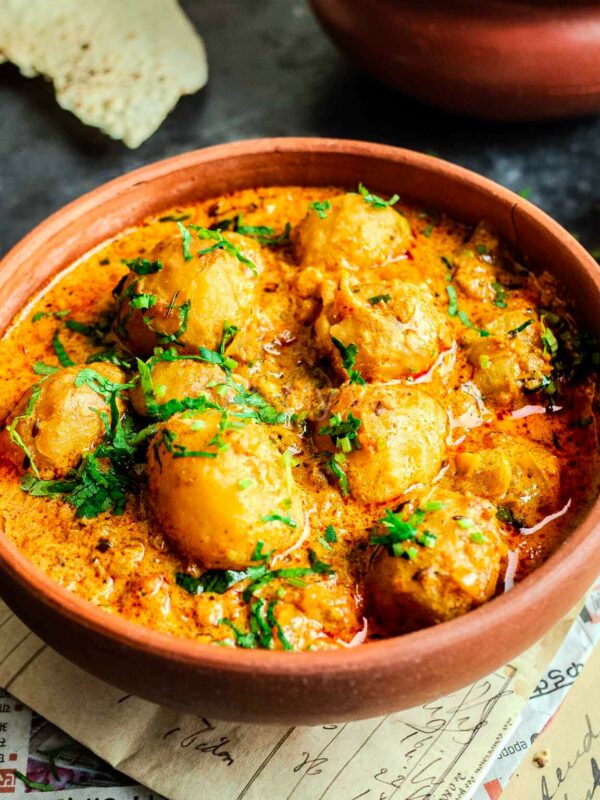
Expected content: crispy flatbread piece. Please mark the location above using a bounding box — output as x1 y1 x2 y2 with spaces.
0 0 208 147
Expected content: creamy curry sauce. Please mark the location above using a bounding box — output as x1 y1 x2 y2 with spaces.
0 186 598 650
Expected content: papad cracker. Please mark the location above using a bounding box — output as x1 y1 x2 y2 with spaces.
0 0 208 147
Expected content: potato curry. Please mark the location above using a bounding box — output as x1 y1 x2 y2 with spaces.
0 185 598 651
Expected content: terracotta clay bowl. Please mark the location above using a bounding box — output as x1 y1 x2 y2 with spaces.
1 138 599 725
310 0 600 120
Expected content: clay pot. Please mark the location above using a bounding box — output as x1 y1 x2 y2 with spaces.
0 139 599 724
310 0 600 120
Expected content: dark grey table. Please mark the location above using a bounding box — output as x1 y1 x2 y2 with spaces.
1 0 599 258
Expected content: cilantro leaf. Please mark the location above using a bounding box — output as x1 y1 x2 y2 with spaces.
358 183 400 209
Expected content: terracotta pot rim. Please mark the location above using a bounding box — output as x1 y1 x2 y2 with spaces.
1 137 599 679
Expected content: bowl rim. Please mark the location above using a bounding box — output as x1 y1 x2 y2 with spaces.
1 136 600 678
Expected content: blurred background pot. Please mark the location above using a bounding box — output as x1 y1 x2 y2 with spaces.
309 0 600 120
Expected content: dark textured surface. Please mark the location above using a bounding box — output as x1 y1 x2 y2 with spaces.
0 0 599 257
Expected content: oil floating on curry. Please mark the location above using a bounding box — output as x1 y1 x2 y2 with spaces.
0 185 598 651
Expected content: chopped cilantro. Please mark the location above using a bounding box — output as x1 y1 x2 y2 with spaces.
496 505 524 529
74 368 134 400
371 505 442 558
331 337 365 385
541 326 559 357
159 213 191 223
423 500 446 512
446 282 489 336
358 183 400 209
446 284 458 316
308 199 331 219
476 244 489 255
423 224 433 238
455 516 474 530
238 477 254 490
507 319 534 338
176 570 247 595
220 617 257 649
65 318 106 338
32 309 70 322
251 540 273 562
368 294 391 305
327 451 349 496
221 598 293 651
158 427 218 459
261 512 297 528
33 362 59 375
319 412 361 453
324 524 337 543
266 599 293 650
52 330 75 367
177 221 193 260
492 281 507 308
123 257 163 275
190 225 258 275
457 310 490 337
215 214 291 246
470 531 487 544
308 549 334 575
130 292 157 310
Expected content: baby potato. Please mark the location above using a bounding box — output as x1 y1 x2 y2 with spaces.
130 358 232 417
147 412 304 569
453 221 504 302
465 310 552 406
266 582 362 649
0 364 127 479
315 277 451 381
320 384 447 504
114 230 262 357
293 192 411 273
454 434 560 527
368 490 506 632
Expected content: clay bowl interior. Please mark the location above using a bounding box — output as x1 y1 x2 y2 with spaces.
1 138 599 725
309 0 600 120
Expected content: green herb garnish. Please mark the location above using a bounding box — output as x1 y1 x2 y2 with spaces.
327 451 349 496
358 183 400 209
491 281 507 309
308 200 331 219
177 221 193 260
331 337 365 385
190 225 258 275
507 319 534 338
446 284 458 316
158 427 218 459
261 512 297 529
319 411 361 453
324 524 337 543
308 549 334 575
368 294 391 305
457 310 490 337
52 330 75 367
469 531 487 544
32 309 71 323
176 570 248 595
33 362 59 375
159 213 191 223
123 257 163 275
496 505 524 529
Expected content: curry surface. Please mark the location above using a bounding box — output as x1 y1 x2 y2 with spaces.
0 186 598 650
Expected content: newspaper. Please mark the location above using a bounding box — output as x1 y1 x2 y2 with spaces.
0 584 598 800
